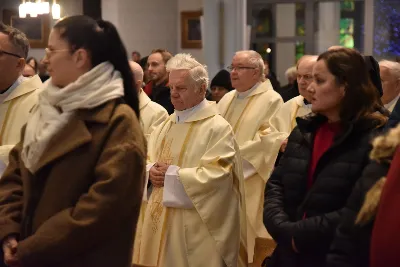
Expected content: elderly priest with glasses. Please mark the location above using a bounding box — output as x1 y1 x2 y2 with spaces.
0 23 41 167
218 50 284 265
133 53 247 267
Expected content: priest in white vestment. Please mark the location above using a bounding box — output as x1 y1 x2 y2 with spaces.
268 55 317 152
218 50 283 265
129 61 168 140
379 60 400 112
133 54 247 267
0 24 41 166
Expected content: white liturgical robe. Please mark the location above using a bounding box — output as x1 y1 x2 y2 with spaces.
218 80 284 263
139 90 168 140
133 100 247 267
0 75 41 165
269 95 312 137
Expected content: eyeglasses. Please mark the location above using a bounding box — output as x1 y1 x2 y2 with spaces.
44 48 70 58
0 49 22 59
227 65 256 72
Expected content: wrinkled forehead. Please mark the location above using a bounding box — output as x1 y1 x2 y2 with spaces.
298 59 316 74
169 69 191 83
233 53 254 65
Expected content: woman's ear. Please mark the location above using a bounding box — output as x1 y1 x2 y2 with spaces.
74 48 90 69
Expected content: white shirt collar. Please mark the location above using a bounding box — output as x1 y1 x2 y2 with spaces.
385 95 400 112
236 82 260 99
175 98 207 124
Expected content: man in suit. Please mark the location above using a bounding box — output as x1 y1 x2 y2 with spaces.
0 23 41 165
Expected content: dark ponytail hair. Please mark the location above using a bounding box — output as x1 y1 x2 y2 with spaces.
53 15 140 118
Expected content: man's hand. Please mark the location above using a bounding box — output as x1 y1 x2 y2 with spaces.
3 236 20 267
149 162 169 187
280 139 288 152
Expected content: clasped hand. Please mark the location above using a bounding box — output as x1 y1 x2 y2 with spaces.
2 236 20 267
149 162 170 187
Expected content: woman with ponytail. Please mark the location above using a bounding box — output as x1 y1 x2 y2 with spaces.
0 15 146 267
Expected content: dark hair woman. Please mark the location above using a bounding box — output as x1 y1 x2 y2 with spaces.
263 47 387 267
0 16 146 267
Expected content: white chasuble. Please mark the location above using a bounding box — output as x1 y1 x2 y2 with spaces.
0 75 41 164
269 95 312 137
218 80 284 263
139 90 168 141
133 101 247 267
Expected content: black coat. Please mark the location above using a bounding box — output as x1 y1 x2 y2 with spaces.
151 82 174 115
263 115 383 267
326 160 390 267
386 98 400 129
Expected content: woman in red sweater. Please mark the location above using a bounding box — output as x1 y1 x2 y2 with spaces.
264 48 387 267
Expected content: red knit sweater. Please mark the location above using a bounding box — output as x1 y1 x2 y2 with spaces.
303 122 342 219
308 122 342 189
370 146 400 267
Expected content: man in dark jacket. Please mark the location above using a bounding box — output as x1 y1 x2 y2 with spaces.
143 49 174 114
386 98 400 128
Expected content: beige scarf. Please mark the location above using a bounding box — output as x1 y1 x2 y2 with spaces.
21 62 124 173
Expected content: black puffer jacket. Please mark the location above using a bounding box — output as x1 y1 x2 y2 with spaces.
326 160 390 267
263 115 383 267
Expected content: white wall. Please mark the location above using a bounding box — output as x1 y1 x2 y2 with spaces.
102 0 178 58
0 0 83 60
177 0 203 62
275 3 296 84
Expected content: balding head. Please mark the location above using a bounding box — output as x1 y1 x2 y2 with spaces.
230 50 265 92
297 55 318 102
129 60 144 92
328 45 343 51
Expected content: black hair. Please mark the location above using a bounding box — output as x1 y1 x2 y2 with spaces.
53 16 139 118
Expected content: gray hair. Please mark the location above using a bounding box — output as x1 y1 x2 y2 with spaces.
235 50 265 78
379 60 400 80
285 66 297 80
166 53 209 91
0 23 29 59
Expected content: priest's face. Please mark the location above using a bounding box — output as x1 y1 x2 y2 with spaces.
0 32 25 91
230 53 260 92
308 60 345 119
380 65 400 105
297 57 316 102
169 69 205 111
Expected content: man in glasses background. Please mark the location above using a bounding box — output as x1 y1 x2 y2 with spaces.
218 50 284 266
0 23 41 167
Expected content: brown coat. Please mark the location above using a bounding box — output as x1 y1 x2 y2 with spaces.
0 99 146 267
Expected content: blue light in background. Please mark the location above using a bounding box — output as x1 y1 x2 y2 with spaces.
374 0 400 58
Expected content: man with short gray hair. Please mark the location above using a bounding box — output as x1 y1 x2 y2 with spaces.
218 50 283 265
133 53 247 267
0 23 41 165
379 60 400 112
